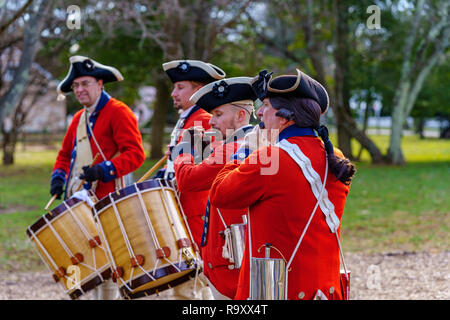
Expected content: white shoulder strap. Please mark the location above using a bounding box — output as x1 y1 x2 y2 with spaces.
165 118 186 179
67 109 95 197
276 139 340 233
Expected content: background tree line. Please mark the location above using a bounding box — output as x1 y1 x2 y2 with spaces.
0 0 448 166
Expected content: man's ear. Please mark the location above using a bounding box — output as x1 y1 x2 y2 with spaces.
237 109 247 122
277 116 295 129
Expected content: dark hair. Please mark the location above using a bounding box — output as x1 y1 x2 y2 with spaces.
270 96 356 185
316 125 356 185
270 96 321 128
190 80 209 90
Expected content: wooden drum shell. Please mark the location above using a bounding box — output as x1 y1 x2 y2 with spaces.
93 179 198 299
26 197 111 299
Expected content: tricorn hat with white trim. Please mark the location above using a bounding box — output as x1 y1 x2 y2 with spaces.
56 55 124 98
252 68 329 114
190 77 257 113
162 60 226 84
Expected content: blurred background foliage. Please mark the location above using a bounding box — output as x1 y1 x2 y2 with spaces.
0 0 448 165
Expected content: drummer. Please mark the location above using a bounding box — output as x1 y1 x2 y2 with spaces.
50 56 145 201
173 77 258 299
209 69 356 300
50 56 145 300
161 60 226 249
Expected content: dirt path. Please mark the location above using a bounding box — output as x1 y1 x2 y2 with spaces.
1 251 448 300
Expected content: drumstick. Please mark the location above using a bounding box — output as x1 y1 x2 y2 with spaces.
45 153 100 216
44 194 58 215
137 154 168 183
75 153 100 192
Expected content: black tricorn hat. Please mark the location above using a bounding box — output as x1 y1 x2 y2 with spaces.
163 60 226 84
189 77 257 113
251 68 329 114
57 56 123 97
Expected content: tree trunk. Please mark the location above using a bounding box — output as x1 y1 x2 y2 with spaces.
386 0 448 164
356 93 373 160
415 118 425 139
150 73 171 159
333 0 353 159
1 127 16 165
385 0 423 165
341 112 385 163
334 114 353 158
387 100 406 165
148 1 183 159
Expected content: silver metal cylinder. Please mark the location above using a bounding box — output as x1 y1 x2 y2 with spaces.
229 215 247 269
250 244 286 300
92 279 119 300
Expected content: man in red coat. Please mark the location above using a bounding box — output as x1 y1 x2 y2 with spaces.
145 60 227 300
161 59 226 249
50 56 145 300
209 69 356 300
173 77 256 299
50 55 145 202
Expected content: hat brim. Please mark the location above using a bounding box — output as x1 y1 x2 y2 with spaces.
267 69 329 114
190 77 256 113
163 60 226 84
57 56 123 94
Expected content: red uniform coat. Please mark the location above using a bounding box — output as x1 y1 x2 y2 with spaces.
53 95 145 200
174 126 252 299
210 134 351 300
174 107 212 250
178 107 212 142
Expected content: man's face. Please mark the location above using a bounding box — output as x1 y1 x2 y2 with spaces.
71 76 103 107
209 104 243 139
257 98 284 136
171 80 200 112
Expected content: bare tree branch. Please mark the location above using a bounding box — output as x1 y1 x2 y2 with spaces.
0 0 33 36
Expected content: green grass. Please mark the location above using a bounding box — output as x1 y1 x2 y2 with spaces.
342 134 450 252
0 135 449 271
342 161 449 253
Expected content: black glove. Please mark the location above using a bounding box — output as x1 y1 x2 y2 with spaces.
182 127 212 161
79 164 104 182
153 168 166 179
50 178 65 200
